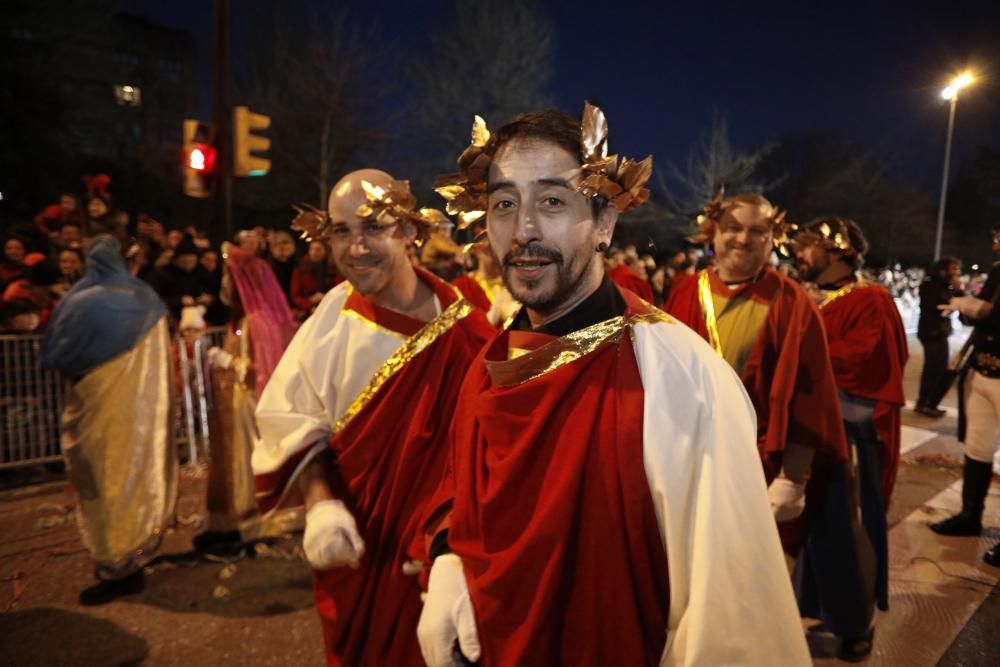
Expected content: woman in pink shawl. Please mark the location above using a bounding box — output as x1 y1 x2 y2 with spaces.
195 244 299 551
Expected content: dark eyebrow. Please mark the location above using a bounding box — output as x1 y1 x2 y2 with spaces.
486 177 572 194
486 180 514 194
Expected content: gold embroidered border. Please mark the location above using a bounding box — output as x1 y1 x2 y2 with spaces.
332 297 474 434
342 308 409 339
485 309 672 388
817 276 868 309
697 270 724 358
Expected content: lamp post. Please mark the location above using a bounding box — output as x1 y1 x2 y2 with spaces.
934 72 975 260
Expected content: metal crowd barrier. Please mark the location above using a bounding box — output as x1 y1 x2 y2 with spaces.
175 326 227 464
0 327 228 470
0 335 64 469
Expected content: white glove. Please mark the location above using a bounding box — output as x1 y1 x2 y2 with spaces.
938 296 989 319
767 477 807 522
206 346 234 369
302 499 365 570
417 554 481 667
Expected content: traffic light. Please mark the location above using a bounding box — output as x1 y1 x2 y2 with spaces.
183 119 216 198
233 106 271 177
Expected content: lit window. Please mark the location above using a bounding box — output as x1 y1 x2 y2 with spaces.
114 84 141 107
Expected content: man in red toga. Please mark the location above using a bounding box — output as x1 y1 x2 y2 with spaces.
664 193 877 661
253 169 493 666
417 105 810 666
794 216 908 642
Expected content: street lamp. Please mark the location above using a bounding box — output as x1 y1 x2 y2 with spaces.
934 71 975 260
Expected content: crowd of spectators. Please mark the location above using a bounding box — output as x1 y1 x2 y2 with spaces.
3 185 991 339
1 187 345 336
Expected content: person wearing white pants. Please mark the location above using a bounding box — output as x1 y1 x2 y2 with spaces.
931 234 1000 567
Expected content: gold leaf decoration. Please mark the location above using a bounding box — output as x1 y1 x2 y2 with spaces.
580 101 609 162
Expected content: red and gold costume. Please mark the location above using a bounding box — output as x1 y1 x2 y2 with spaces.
430 280 810 666
665 268 848 527
254 268 493 666
816 278 908 502
609 262 654 302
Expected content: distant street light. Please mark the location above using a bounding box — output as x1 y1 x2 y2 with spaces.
934 71 975 260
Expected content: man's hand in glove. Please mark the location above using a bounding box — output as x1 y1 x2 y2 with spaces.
302 499 365 569
417 554 481 667
767 477 807 522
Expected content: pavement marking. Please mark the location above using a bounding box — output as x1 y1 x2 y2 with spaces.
858 480 1000 667
900 425 939 455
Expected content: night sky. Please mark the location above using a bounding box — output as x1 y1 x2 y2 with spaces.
126 0 1000 197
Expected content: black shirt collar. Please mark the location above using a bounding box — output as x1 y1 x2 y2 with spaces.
511 275 626 337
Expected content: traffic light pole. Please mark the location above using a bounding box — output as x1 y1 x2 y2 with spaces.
213 0 233 243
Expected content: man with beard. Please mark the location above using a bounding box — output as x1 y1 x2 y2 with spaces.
794 217 908 646
931 224 1000 568
664 194 876 660
253 170 493 666
417 106 809 666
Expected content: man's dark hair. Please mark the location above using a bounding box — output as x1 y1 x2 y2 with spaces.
26 258 61 287
931 256 959 275
1 298 41 325
803 216 868 270
486 109 607 218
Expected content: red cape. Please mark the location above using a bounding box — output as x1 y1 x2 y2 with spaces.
819 282 908 503
665 269 847 466
664 269 848 553
443 289 669 666
272 270 493 667
609 264 654 303
452 274 492 312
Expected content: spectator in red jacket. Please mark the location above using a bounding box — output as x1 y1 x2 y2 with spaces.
34 193 82 236
2 253 62 329
290 240 339 316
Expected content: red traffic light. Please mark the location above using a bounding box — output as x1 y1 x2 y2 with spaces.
188 144 216 172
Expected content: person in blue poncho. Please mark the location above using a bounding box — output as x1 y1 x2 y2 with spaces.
41 234 178 605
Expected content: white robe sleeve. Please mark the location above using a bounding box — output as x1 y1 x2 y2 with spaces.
631 320 811 667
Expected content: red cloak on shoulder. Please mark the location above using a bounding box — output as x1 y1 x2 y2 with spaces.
664 268 848 552
609 263 654 302
819 282 909 503
452 274 492 312
280 272 493 667
443 290 669 666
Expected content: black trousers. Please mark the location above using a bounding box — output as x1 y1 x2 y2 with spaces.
917 336 949 408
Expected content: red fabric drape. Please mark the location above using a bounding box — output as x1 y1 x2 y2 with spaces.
609 264 654 302
819 284 908 503
665 269 848 552
446 291 670 666
312 272 493 666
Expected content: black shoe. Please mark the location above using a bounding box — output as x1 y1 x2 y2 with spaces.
79 570 144 606
930 512 983 536
915 406 946 418
985 542 1000 568
837 628 874 663
192 530 243 554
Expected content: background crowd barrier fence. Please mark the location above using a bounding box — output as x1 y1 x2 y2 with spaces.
175 326 227 465
0 335 64 470
0 327 228 471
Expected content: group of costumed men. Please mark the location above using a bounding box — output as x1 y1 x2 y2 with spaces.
43 100 935 666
